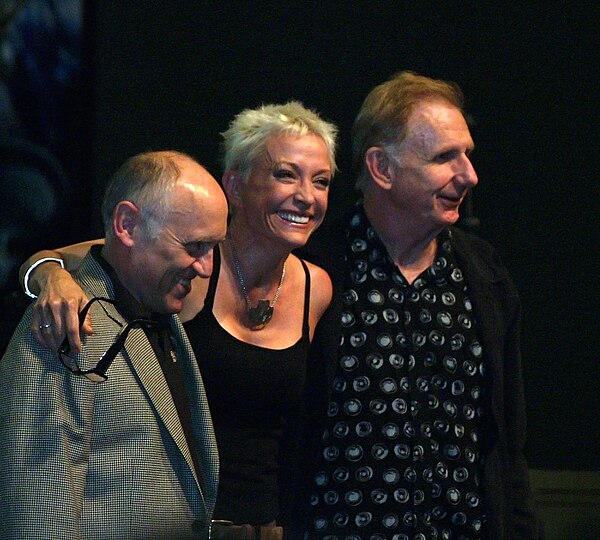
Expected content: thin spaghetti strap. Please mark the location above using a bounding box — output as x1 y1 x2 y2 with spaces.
203 244 221 310
299 258 311 337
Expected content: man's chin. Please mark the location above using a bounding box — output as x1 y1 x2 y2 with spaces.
438 208 461 226
161 295 185 315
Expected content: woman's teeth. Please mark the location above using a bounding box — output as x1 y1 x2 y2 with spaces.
278 211 309 224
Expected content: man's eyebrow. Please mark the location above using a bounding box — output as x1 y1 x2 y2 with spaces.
184 239 212 250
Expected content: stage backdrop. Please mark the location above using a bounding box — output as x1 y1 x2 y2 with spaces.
83 2 597 476
2 1 595 535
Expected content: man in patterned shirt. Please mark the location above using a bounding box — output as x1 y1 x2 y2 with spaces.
304 72 543 539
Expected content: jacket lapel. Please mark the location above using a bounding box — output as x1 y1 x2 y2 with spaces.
122 327 203 489
77 256 207 502
452 227 505 446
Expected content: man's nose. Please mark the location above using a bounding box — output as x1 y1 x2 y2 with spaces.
191 250 214 278
458 155 478 187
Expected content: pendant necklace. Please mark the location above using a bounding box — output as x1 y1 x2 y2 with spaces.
228 234 286 330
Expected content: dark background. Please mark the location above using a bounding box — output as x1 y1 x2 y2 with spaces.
1 2 597 471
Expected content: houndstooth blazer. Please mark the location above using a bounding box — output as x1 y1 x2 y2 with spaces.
0 253 218 539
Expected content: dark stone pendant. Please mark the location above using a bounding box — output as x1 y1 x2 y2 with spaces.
247 300 274 330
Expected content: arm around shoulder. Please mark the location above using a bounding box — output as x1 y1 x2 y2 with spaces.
19 239 105 298
20 239 104 353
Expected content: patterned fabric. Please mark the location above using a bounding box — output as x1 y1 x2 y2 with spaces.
92 246 204 487
308 205 487 539
0 252 218 539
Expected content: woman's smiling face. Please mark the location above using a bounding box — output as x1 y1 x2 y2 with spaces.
236 132 332 247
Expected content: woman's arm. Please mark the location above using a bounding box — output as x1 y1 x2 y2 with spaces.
19 239 104 292
19 239 104 352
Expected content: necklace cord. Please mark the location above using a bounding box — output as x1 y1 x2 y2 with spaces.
227 234 286 329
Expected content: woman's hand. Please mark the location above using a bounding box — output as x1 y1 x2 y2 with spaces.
30 266 92 353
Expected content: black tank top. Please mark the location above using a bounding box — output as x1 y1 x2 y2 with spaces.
183 246 311 524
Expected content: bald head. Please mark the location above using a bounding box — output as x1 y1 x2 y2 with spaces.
102 150 226 241
102 150 228 313
163 153 229 243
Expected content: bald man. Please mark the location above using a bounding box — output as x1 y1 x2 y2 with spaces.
0 151 228 539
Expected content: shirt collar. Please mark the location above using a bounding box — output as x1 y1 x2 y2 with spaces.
89 244 170 325
349 202 463 289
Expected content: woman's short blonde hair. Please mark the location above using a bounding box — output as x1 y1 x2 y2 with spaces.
221 101 338 180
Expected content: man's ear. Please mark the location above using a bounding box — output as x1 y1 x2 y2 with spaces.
365 147 394 190
222 170 244 209
113 201 140 247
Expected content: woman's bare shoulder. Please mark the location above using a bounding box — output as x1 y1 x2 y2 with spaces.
298 256 333 315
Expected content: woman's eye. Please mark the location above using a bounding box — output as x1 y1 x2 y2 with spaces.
274 169 294 179
314 177 332 189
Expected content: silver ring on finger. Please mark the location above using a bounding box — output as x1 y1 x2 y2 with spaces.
39 323 53 331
